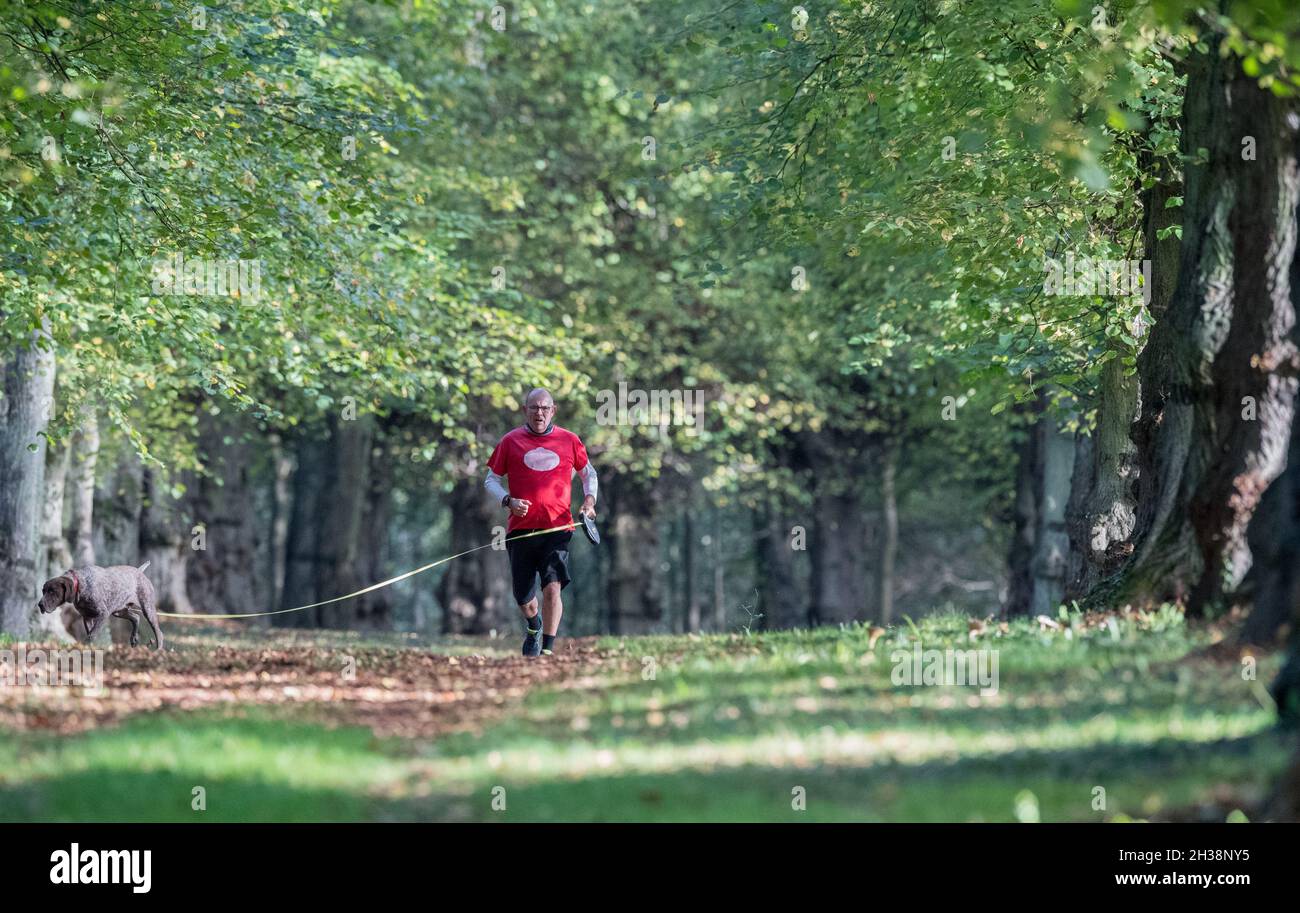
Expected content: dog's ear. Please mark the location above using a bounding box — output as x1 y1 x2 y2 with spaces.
56 575 71 604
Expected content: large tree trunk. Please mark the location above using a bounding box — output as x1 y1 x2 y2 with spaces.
809 490 868 625
92 445 142 565
1072 137 1184 601
316 414 373 629
1064 429 1094 596
1005 402 1041 617
1241 418 1299 646
40 429 72 578
1185 61 1300 615
87 441 141 645
1030 408 1075 616
1244 217 1300 645
1114 46 1300 616
0 325 55 637
69 408 98 567
355 427 393 629
185 405 261 617
436 474 513 634
34 425 75 642
267 438 293 614
1068 358 1140 598
757 500 804 629
1007 396 1074 615
139 466 193 615
279 431 329 626
604 475 667 634
1069 138 1181 605
802 426 869 626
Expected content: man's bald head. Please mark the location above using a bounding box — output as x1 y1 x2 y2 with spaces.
525 388 554 408
523 387 556 432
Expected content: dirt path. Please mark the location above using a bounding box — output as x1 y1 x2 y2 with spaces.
1 631 629 740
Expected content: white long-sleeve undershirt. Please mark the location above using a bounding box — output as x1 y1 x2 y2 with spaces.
484 469 509 504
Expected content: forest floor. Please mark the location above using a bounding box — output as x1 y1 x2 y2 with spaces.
1 607 1293 822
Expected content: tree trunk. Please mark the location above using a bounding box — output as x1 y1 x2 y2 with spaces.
1244 203 1300 645
1064 429 1094 596
1005 402 1041 617
0 324 55 637
139 466 193 615
879 441 899 625
604 475 666 634
683 509 701 631
69 408 99 567
436 474 514 634
1007 396 1074 616
1030 408 1075 615
712 505 726 631
92 445 142 565
85 443 141 645
278 431 330 627
355 423 393 629
317 414 373 629
757 501 804 629
1184 58 1300 615
40 430 72 578
185 405 261 617
1071 128 1184 604
34 425 75 642
1068 358 1140 598
1068 124 1183 603
1119 47 1299 615
1241 417 1299 646
268 438 293 612
809 489 868 625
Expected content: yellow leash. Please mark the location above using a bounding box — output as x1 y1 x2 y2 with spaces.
158 521 579 619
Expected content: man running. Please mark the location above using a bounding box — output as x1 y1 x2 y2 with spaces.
484 388 597 657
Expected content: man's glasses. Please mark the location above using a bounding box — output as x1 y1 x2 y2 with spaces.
527 405 555 413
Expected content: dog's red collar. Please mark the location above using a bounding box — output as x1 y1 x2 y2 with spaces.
67 569 80 602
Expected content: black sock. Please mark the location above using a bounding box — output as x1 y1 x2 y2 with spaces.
542 634 556 651
525 616 541 634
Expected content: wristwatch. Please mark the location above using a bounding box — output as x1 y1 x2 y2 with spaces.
502 494 511 508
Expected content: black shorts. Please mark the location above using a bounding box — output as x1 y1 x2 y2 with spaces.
505 529 573 606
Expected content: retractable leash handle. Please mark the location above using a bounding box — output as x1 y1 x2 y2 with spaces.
579 512 600 545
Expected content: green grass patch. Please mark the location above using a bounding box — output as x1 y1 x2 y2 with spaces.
0 710 445 822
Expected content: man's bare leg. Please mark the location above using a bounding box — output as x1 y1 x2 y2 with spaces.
520 597 542 656
541 581 563 636
520 597 540 623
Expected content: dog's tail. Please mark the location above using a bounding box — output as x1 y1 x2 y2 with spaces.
138 561 151 573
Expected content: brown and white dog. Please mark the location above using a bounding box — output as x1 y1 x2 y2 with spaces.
37 562 163 650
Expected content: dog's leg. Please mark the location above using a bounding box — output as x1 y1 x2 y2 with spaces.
83 612 104 643
117 608 141 647
140 586 163 651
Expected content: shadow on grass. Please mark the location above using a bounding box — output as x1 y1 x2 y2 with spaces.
0 712 457 823
453 730 1293 823
1 710 1288 823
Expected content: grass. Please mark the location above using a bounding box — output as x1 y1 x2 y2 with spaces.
1 607 1293 822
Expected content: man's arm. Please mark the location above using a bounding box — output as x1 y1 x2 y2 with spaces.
484 469 510 507
487 470 531 517
577 463 597 516
578 463 598 502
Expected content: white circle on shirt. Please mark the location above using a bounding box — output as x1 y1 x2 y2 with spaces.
523 447 560 471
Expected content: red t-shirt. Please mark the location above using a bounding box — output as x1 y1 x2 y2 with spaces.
487 425 590 532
